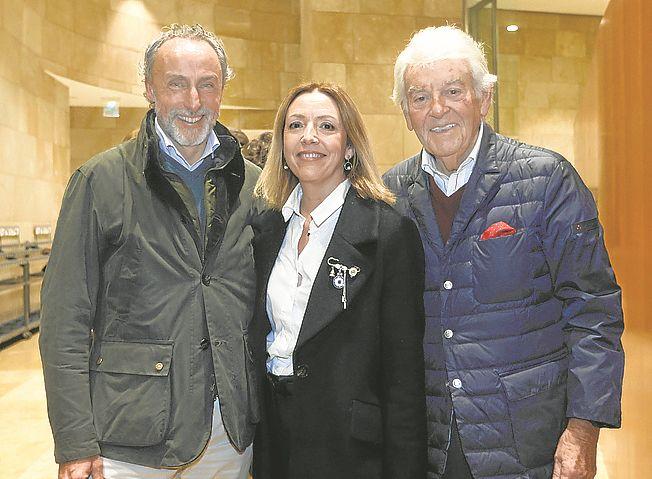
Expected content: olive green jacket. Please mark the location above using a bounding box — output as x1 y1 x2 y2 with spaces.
39 111 260 467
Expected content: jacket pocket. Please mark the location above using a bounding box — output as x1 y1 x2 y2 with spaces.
89 340 173 447
350 400 383 444
499 352 568 468
473 230 533 304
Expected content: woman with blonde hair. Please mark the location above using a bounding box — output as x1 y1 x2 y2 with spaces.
250 82 426 479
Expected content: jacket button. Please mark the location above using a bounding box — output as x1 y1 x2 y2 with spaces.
295 364 309 378
155 362 164 372
200 337 210 350
443 329 454 339
202 274 212 286
96 357 103 365
443 280 453 290
451 378 462 389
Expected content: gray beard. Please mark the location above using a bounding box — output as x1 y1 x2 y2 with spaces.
156 106 217 147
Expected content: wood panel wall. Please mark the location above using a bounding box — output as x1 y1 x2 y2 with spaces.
575 0 652 332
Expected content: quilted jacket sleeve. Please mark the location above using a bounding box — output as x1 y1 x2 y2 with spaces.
541 158 624 428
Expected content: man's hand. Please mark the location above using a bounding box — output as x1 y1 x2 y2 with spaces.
552 418 600 479
58 455 104 479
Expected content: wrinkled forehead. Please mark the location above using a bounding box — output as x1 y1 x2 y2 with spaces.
152 38 221 73
405 59 474 89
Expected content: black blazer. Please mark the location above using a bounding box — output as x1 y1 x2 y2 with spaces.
250 189 427 479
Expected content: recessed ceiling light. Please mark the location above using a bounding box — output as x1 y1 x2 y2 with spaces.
506 24 519 32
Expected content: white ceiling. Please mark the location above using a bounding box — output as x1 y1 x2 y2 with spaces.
468 0 609 15
47 72 148 108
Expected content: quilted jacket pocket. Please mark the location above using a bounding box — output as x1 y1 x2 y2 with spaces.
473 230 534 304
90 340 173 447
499 353 568 468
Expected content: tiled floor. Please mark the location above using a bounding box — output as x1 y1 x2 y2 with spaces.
0 330 647 478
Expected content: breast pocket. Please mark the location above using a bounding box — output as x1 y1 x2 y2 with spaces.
472 230 534 304
90 340 173 447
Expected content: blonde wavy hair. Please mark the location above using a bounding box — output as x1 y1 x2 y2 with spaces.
254 82 395 210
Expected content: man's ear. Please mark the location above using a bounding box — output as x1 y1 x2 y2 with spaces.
403 106 414 131
144 82 155 106
479 87 493 118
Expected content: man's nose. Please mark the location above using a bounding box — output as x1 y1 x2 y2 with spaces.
429 96 448 118
184 86 201 111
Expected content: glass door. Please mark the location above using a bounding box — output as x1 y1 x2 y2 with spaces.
466 0 499 131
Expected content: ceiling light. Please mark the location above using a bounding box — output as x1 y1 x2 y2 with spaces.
506 24 519 32
103 100 120 118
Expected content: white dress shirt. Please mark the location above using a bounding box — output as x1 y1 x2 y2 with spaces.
266 179 351 376
155 117 220 171
421 123 484 196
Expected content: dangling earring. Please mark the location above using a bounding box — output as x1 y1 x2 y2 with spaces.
343 153 353 174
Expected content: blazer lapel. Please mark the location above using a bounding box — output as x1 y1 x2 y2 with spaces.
296 190 377 349
252 209 287 336
449 124 507 245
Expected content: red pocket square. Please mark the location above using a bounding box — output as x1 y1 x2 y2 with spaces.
480 221 517 241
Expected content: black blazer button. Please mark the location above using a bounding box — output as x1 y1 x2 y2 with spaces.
295 364 309 378
200 337 210 350
201 274 212 286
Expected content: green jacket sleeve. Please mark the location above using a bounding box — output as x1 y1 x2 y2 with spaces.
39 170 105 463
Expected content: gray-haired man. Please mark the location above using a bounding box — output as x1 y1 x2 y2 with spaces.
384 25 624 479
40 24 260 479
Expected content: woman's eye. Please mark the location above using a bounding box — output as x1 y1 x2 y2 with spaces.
320 122 334 130
287 121 303 129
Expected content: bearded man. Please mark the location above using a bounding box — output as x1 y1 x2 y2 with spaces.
40 24 260 479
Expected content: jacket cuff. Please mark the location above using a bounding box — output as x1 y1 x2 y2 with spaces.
54 427 101 464
566 408 621 429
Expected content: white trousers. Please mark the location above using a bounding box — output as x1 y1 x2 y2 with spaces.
100 400 252 479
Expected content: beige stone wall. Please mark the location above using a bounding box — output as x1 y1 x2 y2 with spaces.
69 107 147 171
0 0 300 238
496 11 600 164
0 5 70 242
300 0 464 172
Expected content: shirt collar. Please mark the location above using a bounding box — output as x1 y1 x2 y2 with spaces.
155 116 220 171
282 179 351 224
421 122 484 178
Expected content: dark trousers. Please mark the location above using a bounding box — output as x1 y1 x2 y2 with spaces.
266 374 295 479
442 414 474 479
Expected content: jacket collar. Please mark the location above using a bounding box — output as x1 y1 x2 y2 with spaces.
448 122 504 245
406 122 505 249
254 188 378 350
141 109 245 216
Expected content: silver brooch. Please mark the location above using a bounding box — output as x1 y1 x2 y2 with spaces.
327 257 360 310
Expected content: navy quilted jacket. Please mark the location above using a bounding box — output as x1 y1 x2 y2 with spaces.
383 125 624 479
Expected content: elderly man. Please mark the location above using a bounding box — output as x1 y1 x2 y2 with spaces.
40 24 260 479
383 26 624 479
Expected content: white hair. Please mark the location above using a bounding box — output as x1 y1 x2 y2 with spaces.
392 25 497 111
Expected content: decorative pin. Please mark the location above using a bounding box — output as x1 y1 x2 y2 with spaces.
326 257 360 310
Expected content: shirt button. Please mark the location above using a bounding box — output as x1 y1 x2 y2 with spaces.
200 337 210 350
443 280 453 290
155 362 164 372
451 378 462 389
443 329 454 339
201 274 212 286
